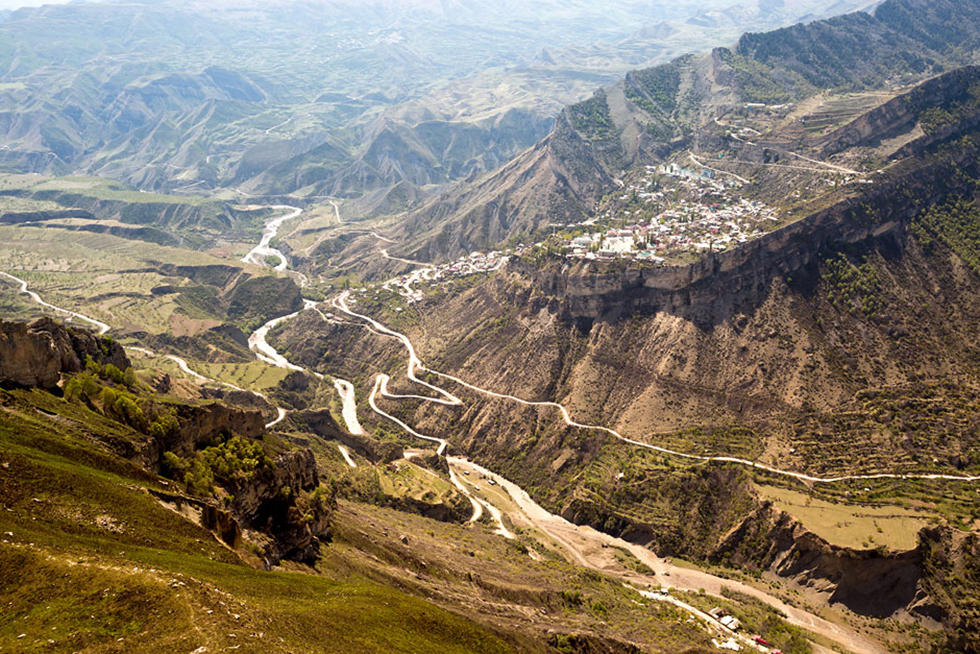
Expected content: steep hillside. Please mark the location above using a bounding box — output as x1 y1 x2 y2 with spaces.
0 384 518 653
0 317 763 653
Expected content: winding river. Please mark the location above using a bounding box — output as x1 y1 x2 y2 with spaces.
240 205 303 273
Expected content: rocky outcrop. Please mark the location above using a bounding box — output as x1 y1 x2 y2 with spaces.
0 317 129 390
0 317 329 566
230 449 319 519
710 503 940 619
157 402 265 460
154 448 332 565
229 449 332 564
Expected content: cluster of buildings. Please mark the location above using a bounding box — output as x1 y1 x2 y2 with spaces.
709 607 742 631
555 164 777 264
381 250 508 303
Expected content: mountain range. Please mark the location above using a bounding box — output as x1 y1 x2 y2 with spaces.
5 0 980 652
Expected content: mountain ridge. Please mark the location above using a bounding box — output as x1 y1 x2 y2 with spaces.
387 0 980 263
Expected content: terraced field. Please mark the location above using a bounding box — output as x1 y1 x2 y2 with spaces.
377 460 457 503
755 484 934 550
197 360 291 392
0 226 224 333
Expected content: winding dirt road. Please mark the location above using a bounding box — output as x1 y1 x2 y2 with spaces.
334 292 461 407
368 373 449 456
332 290 980 485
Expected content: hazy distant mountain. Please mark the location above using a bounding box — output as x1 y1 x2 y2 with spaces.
0 0 875 204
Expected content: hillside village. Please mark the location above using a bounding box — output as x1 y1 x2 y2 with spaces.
361 162 784 307
552 163 779 264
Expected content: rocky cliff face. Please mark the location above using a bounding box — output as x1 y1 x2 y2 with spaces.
0 317 129 390
152 402 266 463
710 503 941 620
230 449 332 564
150 443 331 566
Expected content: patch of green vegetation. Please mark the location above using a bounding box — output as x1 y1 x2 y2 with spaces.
716 587 813 654
675 587 813 654
0 546 202 652
918 82 980 134
911 196 980 275
172 284 223 321
626 64 681 115
228 274 302 332
551 443 759 560
198 360 291 392
64 359 179 440
331 457 471 523
717 48 813 105
822 251 883 318
919 529 980 654
375 461 454 502
789 379 980 486
0 195 64 213
567 89 616 141
163 435 274 495
657 425 763 460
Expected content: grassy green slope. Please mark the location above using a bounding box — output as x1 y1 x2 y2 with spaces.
0 388 513 653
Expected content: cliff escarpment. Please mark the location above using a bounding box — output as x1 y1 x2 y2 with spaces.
711 504 939 619
525 121 980 324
